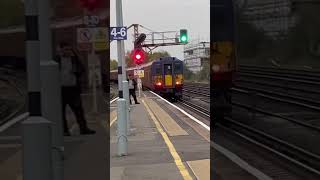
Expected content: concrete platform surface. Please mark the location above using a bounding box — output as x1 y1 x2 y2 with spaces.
110 95 210 180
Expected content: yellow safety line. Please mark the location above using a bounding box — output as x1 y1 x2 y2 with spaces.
142 99 193 180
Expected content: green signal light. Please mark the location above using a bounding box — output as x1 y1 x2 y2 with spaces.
180 29 188 43
181 36 187 42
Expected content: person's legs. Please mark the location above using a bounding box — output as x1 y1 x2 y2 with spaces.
68 87 95 134
61 87 70 136
132 90 139 104
129 89 133 104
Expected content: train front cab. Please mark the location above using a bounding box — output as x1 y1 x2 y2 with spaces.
211 0 235 123
152 58 183 100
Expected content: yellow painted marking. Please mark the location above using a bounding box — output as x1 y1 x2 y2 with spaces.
147 99 188 136
187 159 210 180
165 75 173 86
142 99 193 180
110 110 117 126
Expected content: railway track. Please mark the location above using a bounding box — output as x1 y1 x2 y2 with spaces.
184 70 320 177
0 68 26 126
238 65 320 102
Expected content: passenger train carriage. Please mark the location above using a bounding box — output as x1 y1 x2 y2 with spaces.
110 57 184 100
211 0 237 121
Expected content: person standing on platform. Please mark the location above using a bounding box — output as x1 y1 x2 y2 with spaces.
128 74 140 105
55 42 96 136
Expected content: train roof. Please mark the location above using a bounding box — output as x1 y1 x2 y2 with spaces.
153 56 182 63
109 56 182 73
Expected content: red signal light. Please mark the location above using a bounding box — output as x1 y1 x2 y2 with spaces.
80 0 102 11
132 49 145 65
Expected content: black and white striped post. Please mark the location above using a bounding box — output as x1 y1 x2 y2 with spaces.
22 0 53 180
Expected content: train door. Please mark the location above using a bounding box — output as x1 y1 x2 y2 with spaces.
153 63 163 89
173 62 183 86
164 64 173 87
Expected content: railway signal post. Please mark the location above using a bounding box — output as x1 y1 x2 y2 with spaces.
22 0 53 180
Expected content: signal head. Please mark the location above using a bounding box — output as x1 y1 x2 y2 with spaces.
132 49 145 65
179 29 188 44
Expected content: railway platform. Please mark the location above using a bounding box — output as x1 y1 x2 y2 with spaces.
0 87 109 180
110 91 210 180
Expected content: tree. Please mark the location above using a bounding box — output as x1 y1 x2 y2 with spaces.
196 61 210 82
110 59 118 70
183 63 195 81
147 51 170 62
125 51 136 68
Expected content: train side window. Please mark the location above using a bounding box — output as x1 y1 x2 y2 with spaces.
155 65 161 75
174 63 182 74
164 64 172 75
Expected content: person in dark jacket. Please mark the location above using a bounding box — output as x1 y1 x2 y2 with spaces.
55 42 95 136
128 74 139 104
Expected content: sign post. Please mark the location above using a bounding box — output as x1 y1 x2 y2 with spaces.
137 78 142 98
77 15 109 115
134 67 143 98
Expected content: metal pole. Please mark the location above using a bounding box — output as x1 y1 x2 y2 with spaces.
123 81 130 135
116 0 130 112
116 0 123 98
23 0 52 179
116 0 130 143
138 78 141 98
92 69 98 113
117 99 128 156
38 0 64 179
90 40 98 114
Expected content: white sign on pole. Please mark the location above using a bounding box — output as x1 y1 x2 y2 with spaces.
134 70 144 78
77 28 93 43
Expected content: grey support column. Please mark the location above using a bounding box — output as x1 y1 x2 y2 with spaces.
23 0 53 180
38 0 64 179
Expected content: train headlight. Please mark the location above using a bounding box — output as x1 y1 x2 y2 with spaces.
156 82 162 86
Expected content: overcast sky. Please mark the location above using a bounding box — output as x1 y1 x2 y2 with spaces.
110 0 210 61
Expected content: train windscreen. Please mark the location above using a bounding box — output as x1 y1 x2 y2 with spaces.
155 64 161 75
164 64 172 75
174 63 182 74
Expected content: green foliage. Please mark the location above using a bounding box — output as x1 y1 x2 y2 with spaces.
0 0 24 28
147 51 170 62
125 51 136 68
110 59 118 70
183 62 209 83
183 63 194 80
195 62 210 82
